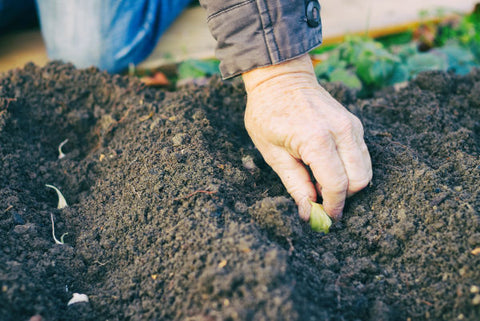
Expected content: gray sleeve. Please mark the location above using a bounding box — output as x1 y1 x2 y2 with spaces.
199 0 323 79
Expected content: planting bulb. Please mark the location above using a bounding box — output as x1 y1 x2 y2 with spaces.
67 293 89 306
45 184 68 209
309 201 332 233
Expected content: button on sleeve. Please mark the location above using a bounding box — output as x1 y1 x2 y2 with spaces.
306 0 321 28
200 0 323 78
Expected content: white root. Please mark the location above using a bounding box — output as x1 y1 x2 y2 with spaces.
45 184 68 209
58 139 69 159
50 213 67 245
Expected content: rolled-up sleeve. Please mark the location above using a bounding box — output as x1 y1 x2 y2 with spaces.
199 0 323 78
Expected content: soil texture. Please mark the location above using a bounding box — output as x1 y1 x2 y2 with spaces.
0 62 479 321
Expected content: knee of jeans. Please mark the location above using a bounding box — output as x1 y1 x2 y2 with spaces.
45 34 119 72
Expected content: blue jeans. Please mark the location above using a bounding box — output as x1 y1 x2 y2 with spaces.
35 0 192 73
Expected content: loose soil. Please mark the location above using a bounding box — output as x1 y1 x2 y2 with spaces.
0 62 479 321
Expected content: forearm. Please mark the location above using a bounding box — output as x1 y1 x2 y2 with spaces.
242 53 316 93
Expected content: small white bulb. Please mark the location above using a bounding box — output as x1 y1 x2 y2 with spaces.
67 293 89 306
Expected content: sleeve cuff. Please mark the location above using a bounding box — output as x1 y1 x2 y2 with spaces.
201 0 323 79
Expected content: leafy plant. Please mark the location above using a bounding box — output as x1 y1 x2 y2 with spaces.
435 5 480 49
436 43 478 75
405 51 448 77
177 59 220 80
376 31 413 47
329 68 362 89
314 53 362 89
315 36 407 92
314 6 480 94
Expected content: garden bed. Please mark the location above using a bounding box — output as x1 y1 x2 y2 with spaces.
0 62 479 320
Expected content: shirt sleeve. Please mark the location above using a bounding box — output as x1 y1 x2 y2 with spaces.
199 0 323 79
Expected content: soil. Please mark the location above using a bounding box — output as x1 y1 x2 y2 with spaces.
0 62 479 321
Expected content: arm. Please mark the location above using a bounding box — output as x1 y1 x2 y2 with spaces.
200 0 372 220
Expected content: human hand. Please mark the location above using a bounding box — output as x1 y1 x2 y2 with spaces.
242 54 372 221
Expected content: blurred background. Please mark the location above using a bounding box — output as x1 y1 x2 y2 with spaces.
0 0 479 82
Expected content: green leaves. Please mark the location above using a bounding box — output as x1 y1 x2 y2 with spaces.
405 44 477 77
313 8 480 93
315 54 362 89
309 201 332 234
341 37 401 88
405 51 448 77
177 59 220 80
329 68 362 89
314 36 405 91
437 44 477 75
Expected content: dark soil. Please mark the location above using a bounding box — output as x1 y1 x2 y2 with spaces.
0 62 479 321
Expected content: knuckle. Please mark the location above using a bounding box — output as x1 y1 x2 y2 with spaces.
333 114 365 139
335 115 355 134
286 185 315 207
333 117 358 144
309 131 332 146
349 170 373 191
326 175 349 194
350 176 370 191
298 132 333 163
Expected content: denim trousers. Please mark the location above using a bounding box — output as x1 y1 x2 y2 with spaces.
35 0 192 73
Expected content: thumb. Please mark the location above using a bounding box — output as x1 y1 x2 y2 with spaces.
263 147 317 221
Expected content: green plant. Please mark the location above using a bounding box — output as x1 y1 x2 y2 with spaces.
314 53 362 89
315 36 407 92
314 8 480 93
435 7 480 49
177 59 220 80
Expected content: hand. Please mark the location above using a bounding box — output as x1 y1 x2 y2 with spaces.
242 54 372 221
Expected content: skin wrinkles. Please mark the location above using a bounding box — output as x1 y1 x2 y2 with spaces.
243 53 372 221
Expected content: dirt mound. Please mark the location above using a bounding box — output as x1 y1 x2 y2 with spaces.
0 62 479 321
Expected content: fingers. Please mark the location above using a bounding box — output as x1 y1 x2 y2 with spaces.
303 116 371 220
262 146 317 221
335 117 373 197
300 134 349 220
342 140 372 197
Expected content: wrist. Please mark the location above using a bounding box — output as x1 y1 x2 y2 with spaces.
242 54 317 94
